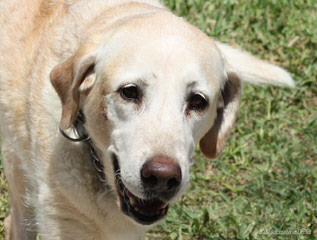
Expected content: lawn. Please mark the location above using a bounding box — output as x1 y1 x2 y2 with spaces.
1 0 316 239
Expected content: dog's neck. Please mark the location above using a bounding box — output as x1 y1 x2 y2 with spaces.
59 110 106 183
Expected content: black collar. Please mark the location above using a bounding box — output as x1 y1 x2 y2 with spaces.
59 111 106 183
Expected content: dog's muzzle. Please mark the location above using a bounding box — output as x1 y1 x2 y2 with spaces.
112 154 182 225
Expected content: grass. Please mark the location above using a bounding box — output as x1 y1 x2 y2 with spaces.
0 0 316 239
0 164 8 238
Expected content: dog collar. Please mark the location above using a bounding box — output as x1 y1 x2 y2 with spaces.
88 138 106 183
59 111 106 183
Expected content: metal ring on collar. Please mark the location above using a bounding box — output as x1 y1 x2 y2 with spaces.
59 127 91 142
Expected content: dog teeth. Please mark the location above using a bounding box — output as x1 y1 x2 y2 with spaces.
162 203 168 208
129 196 137 206
123 189 169 217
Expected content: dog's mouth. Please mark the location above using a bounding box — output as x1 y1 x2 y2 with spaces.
112 154 169 225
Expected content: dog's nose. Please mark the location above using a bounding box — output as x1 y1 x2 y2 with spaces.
141 156 181 195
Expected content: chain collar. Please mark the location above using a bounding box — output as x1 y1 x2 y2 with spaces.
59 111 106 183
88 138 106 182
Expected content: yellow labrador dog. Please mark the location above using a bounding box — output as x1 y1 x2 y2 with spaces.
0 0 294 239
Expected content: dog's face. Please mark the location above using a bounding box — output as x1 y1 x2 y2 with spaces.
51 13 241 225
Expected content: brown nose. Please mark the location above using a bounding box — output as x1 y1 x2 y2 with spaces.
141 156 182 195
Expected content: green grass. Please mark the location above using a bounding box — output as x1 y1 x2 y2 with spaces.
1 0 316 239
0 146 8 237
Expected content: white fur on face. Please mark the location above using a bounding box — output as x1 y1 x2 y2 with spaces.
93 13 226 201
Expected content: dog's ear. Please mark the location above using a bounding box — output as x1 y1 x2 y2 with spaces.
50 54 96 130
199 39 294 159
199 72 241 159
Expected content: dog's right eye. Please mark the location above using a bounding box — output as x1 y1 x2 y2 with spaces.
119 84 141 103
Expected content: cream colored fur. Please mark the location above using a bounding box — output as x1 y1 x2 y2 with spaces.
0 1 294 239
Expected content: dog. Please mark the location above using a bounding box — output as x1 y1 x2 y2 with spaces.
0 0 294 239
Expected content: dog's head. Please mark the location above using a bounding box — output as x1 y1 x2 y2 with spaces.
50 12 291 225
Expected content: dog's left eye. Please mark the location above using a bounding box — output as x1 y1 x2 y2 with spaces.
187 93 209 112
119 84 141 102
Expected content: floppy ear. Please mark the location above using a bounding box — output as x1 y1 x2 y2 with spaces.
199 40 294 159
199 72 241 159
50 54 96 130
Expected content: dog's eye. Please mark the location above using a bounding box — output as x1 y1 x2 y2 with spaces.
119 84 141 102
188 93 208 112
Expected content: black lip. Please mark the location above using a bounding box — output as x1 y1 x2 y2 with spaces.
112 154 169 225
